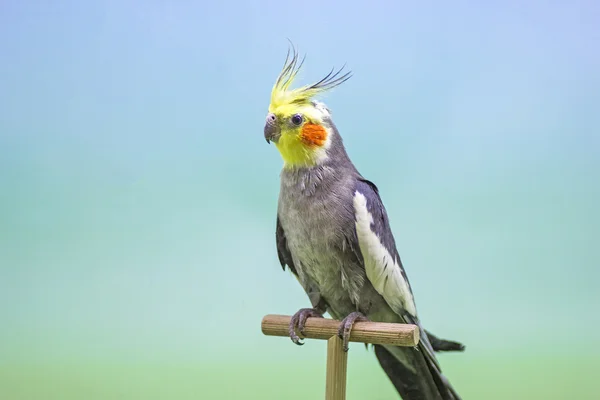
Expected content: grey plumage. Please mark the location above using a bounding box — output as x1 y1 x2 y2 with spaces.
273 115 463 399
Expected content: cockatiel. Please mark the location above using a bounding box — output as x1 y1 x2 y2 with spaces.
264 46 465 400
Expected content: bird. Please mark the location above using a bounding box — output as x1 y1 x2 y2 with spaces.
264 44 465 400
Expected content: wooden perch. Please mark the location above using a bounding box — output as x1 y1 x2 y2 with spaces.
261 314 420 347
261 314 420 400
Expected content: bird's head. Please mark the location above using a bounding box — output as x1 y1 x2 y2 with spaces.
264 46 351 168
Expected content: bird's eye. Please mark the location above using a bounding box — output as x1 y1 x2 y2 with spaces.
291 114 303 126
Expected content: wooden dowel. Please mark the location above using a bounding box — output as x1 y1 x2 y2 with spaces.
326 336 347 400
261 314 419 347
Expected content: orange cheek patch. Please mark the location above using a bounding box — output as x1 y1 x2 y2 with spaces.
300 123 328 147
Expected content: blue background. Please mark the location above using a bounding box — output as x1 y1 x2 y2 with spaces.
1 1 598 398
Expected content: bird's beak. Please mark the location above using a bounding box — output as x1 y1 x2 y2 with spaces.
264 113 280 144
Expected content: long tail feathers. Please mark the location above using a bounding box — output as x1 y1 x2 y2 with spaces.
374 345 440 400
425 330 465 352
373 321 463 400
374 344 461 400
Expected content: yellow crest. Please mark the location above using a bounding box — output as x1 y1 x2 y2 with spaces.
269 44 352 114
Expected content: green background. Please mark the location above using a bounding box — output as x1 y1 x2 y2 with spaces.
1 1 598 399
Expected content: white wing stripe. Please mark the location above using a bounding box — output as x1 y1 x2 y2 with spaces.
353 191 417 316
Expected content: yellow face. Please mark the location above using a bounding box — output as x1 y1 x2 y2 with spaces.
264 45 351 168
264 102 331 168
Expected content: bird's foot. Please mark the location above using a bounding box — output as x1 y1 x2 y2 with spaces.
289 308 324 346
337 311 369 352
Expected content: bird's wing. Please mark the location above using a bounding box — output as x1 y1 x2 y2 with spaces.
276 215 298 276
353 178 460 399
352 178 418 319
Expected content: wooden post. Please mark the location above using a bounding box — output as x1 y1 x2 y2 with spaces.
261 314 419 400
325 336 348 400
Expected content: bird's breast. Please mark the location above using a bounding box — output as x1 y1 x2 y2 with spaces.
277 171 364 312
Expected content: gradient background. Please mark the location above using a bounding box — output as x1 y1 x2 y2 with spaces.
1 1 599 399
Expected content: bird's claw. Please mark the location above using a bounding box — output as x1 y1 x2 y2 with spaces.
337 311 369 352
289 308 324 345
